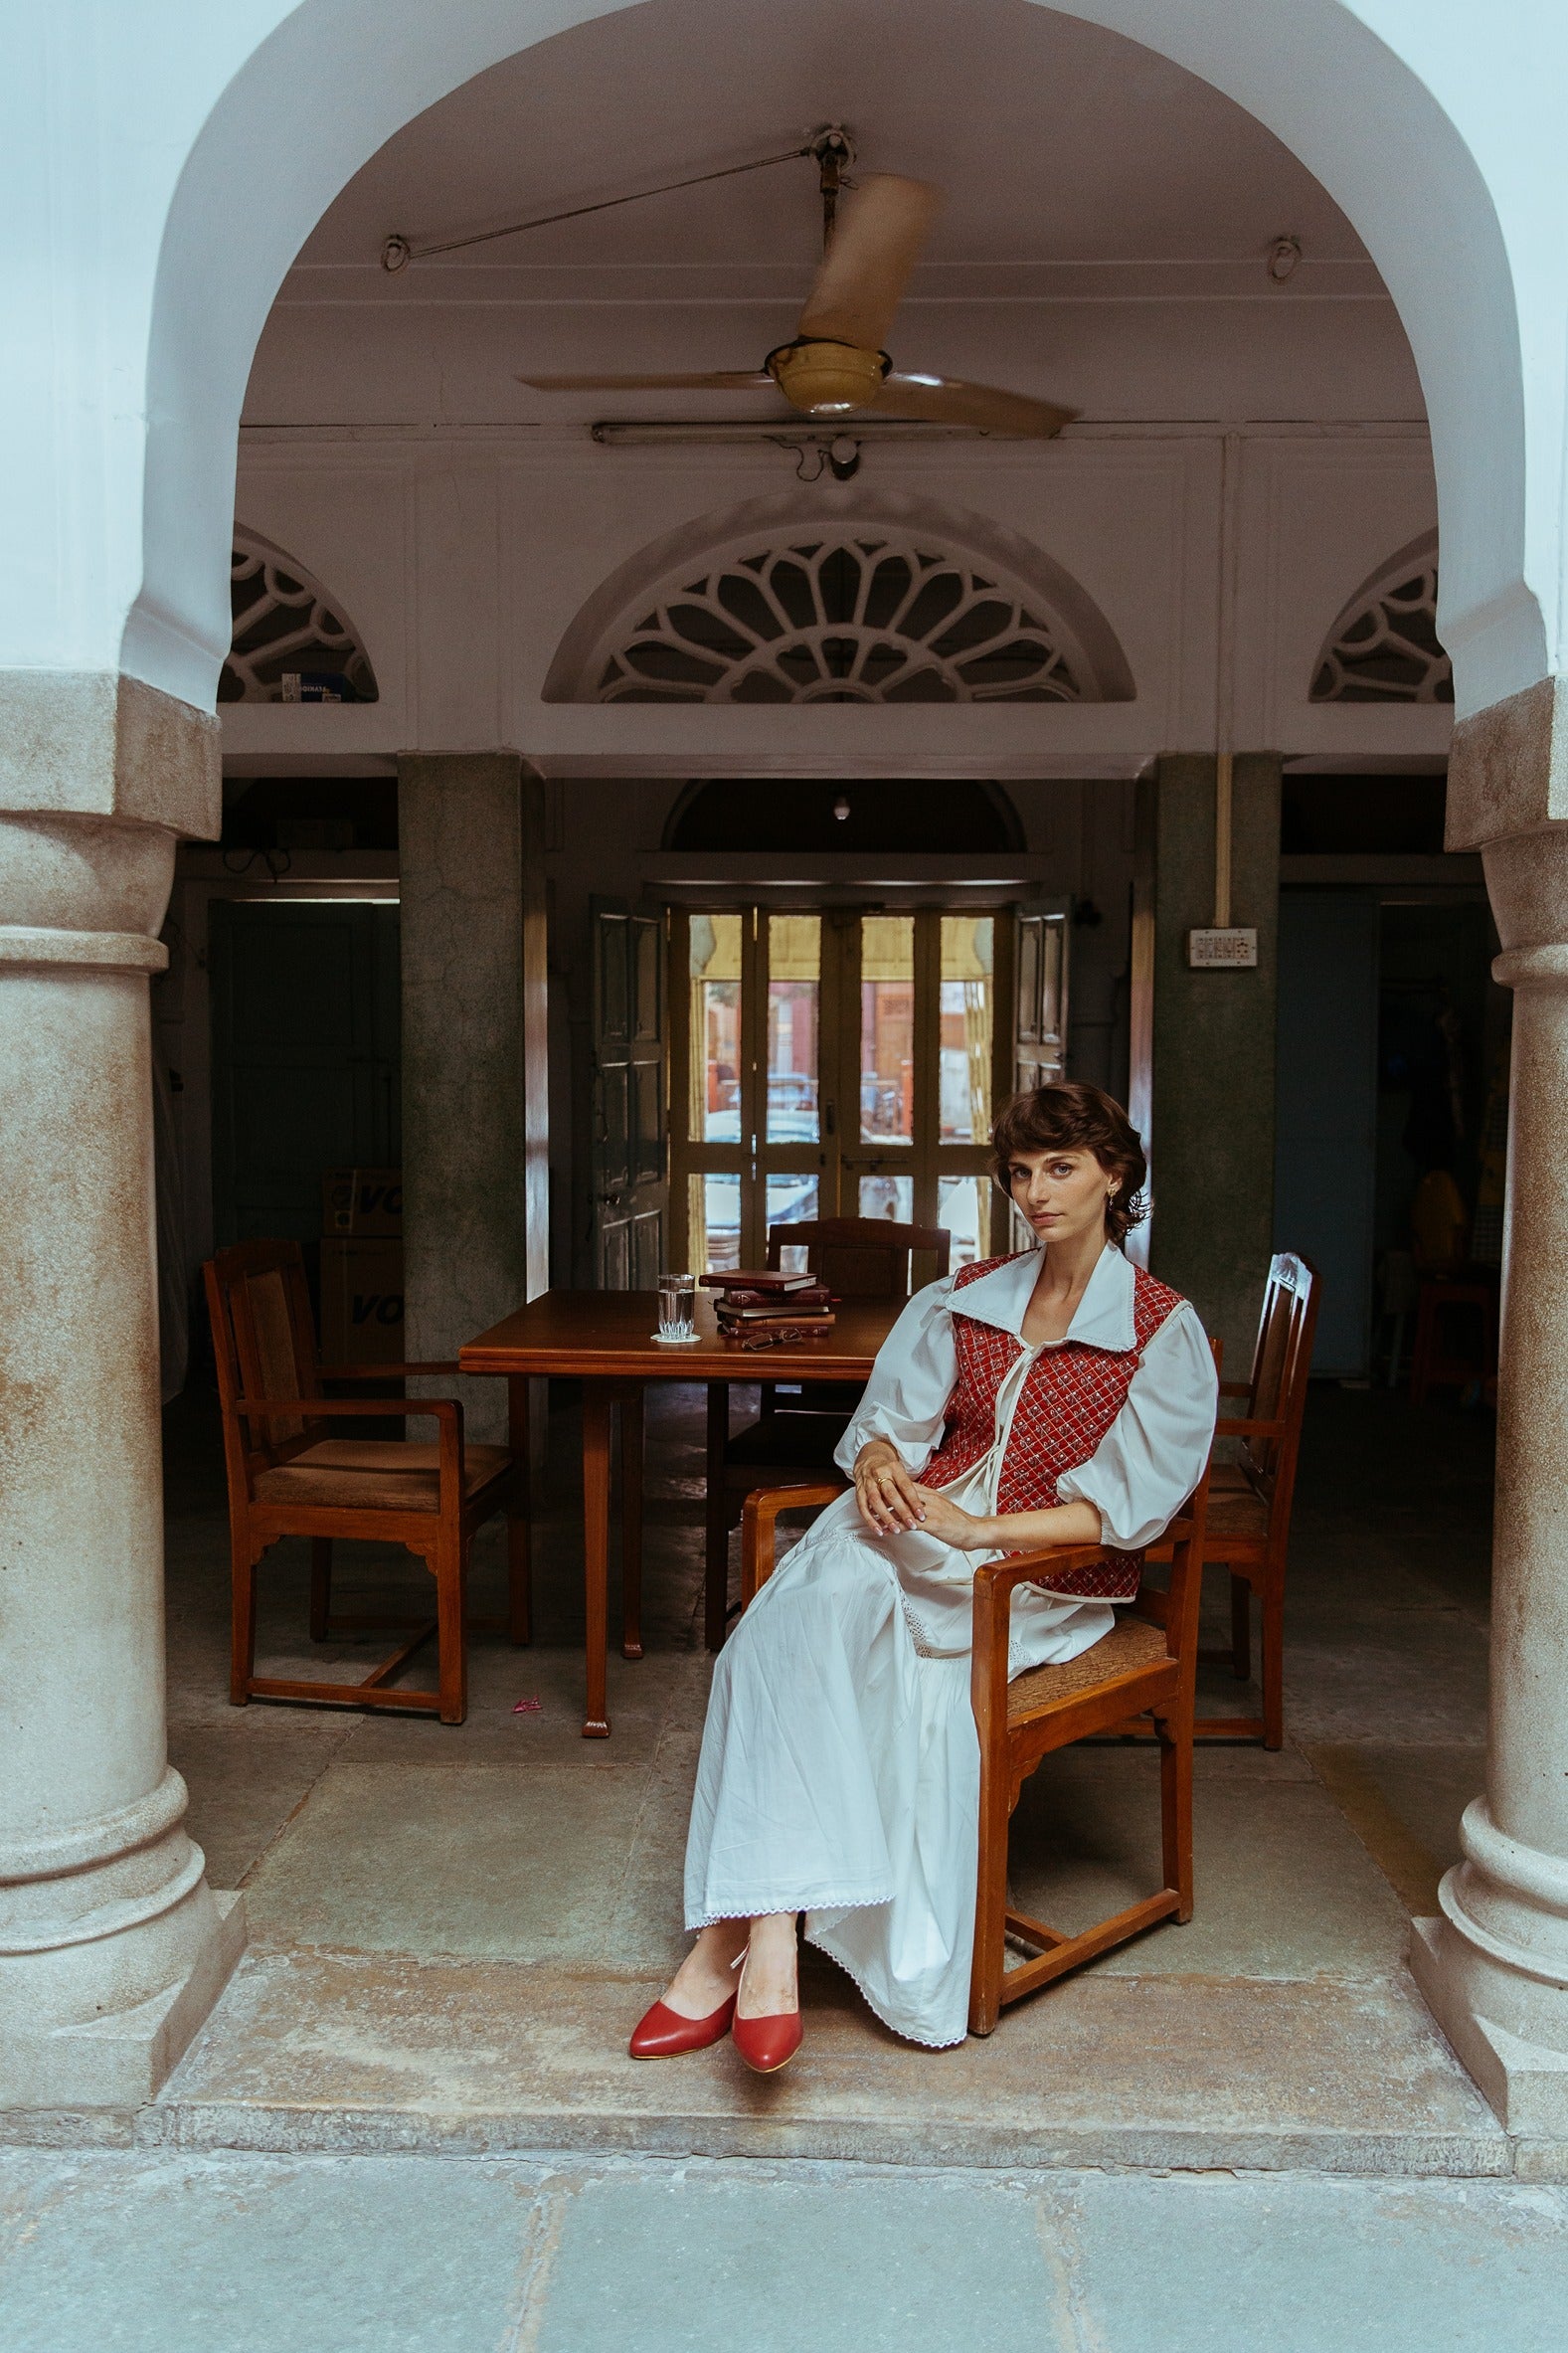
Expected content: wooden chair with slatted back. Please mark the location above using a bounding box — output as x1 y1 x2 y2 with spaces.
706 1217 951 1647
739 1459 1214 2035
1202 1250 1319 1748
204 1237 528 1724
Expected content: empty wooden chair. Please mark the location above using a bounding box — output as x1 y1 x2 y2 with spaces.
706 1217 950 1646
1202 1250 1319 1747
740 1463 1214 2035
204 1237 527 1724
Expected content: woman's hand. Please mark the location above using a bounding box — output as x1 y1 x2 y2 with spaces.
852 1440 926 1536
910 1487 995 1550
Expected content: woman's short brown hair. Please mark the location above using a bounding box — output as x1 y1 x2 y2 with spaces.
989 1081 1149 1248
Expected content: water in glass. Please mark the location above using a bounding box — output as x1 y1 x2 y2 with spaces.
656 1273 697 1342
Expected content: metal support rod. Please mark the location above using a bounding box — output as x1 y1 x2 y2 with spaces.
1214 751 1234 929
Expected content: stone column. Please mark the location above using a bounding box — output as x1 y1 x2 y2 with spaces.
399 754 549 1443
1410 676 1568 2137
1130 753 1282 1373
0 676 244 2110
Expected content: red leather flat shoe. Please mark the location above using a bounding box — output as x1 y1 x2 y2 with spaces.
732 2008 802 2074
627 1993 736 2060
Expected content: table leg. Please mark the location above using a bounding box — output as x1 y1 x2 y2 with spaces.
506 1373 532 1646
582 1380 612 1737
705 1380 730 1653
620 1382 644 1661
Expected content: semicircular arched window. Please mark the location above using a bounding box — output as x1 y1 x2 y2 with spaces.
593 536 1088 705
220 530 379 703
1310 538 1451 703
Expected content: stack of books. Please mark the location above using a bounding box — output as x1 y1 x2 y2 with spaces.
699 1268 836 1340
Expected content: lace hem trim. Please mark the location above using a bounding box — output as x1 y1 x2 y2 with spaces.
686 1886 895 1933
803 1922 967 2050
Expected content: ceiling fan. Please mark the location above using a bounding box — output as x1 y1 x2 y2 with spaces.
520 145 1077 439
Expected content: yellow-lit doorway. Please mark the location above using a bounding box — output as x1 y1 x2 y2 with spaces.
668 903 1068 1277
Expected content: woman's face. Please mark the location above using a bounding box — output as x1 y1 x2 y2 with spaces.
1006 1147 1114 1249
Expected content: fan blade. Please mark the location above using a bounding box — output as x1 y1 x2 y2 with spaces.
872 372 1078 439
796 175 941 352
519 370 775 391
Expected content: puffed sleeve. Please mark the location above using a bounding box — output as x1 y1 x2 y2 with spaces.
832 1276 958 1477
1055 1301 1217 1549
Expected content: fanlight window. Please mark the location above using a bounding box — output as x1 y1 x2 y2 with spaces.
1310 546 1452 704
595 537 1084 705
221 534 379 703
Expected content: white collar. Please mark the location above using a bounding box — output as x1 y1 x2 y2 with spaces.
953 1242 1136 1353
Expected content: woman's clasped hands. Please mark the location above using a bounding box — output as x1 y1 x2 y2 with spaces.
851 1441 992 1549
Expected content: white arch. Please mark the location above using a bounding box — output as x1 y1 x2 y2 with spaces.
123 0 1547 718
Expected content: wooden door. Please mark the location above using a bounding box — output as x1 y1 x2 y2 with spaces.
1012 900 1071 1094
210 900 401 1249
590 898 667 1289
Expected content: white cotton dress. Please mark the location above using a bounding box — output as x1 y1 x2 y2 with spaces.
681 1242 1219 2048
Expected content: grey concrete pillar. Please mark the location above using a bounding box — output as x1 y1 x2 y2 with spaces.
0 676 244 2110
398 754 548 1443
1131 752 1282 1374
1409 677 1568 2138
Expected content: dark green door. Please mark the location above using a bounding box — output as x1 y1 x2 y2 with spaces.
210 901 401 1247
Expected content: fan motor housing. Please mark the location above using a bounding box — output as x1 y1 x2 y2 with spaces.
768 338 890 417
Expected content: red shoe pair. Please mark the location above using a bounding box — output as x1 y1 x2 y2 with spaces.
628 1990 801 2073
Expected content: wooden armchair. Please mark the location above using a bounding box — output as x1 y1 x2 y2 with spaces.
707 1217 950 1646
204 1237 527 1724
739 1465 1213 2037
1202 1251 1319 1747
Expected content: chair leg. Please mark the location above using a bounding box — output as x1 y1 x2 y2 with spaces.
506 1375 532 1647
620 1385 644 1662
967 1743 1012 2037
436 1537 468 1726
230 1533 259 1706
1156 1706 1195 1920
1261 1569 1286 1751
704 1382 730 1653
309 1538 333 1642
1230 1572 1251 1680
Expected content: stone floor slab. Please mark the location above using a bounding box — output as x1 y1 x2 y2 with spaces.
0 2148 543 2353
535 2166 1053 2352
152 1947 1507 2174
240 1762 660 1961
1055 2169 1568 2353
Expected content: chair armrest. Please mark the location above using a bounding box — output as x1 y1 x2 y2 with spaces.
318 1360 462 1380
740 1482 847 1608
237 1394 465 1510
968 1543 1124 1740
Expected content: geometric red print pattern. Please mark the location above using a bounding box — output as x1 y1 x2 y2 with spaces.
921 1251 1185 1601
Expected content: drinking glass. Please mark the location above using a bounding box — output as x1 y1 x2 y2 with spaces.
654 1272 698 1343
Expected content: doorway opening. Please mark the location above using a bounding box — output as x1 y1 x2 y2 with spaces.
665 900 1066 1276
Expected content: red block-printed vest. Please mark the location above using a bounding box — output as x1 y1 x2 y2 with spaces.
923 1251 1186 1602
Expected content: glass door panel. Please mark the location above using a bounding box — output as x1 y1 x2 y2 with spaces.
938 1173 993 1270
939 916 995 1142
859 1173 915 1224
859 915 915 1146
766 914 819 1143
689 913 744 1142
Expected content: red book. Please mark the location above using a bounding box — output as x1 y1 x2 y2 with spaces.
698 1268 814 1292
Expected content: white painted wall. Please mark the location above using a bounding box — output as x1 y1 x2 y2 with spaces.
1 0 1563 746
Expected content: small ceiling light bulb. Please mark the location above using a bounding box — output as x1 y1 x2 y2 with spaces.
1268 236 1302 283
833 793 851 822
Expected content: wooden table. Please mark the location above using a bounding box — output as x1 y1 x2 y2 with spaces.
458 1290 901 1737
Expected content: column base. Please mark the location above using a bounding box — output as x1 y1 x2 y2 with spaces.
1410 1914 1568 2136
0 1891 246 2111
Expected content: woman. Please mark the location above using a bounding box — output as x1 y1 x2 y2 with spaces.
631 1082 1217 2067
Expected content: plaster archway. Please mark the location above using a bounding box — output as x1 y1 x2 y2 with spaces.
129 0 1541 722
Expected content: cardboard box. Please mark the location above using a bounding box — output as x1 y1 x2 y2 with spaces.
319 1237 405 1367
322 1167 403 1237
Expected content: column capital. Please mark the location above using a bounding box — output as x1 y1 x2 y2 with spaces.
1448 673 1568 850
0 672 219 836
